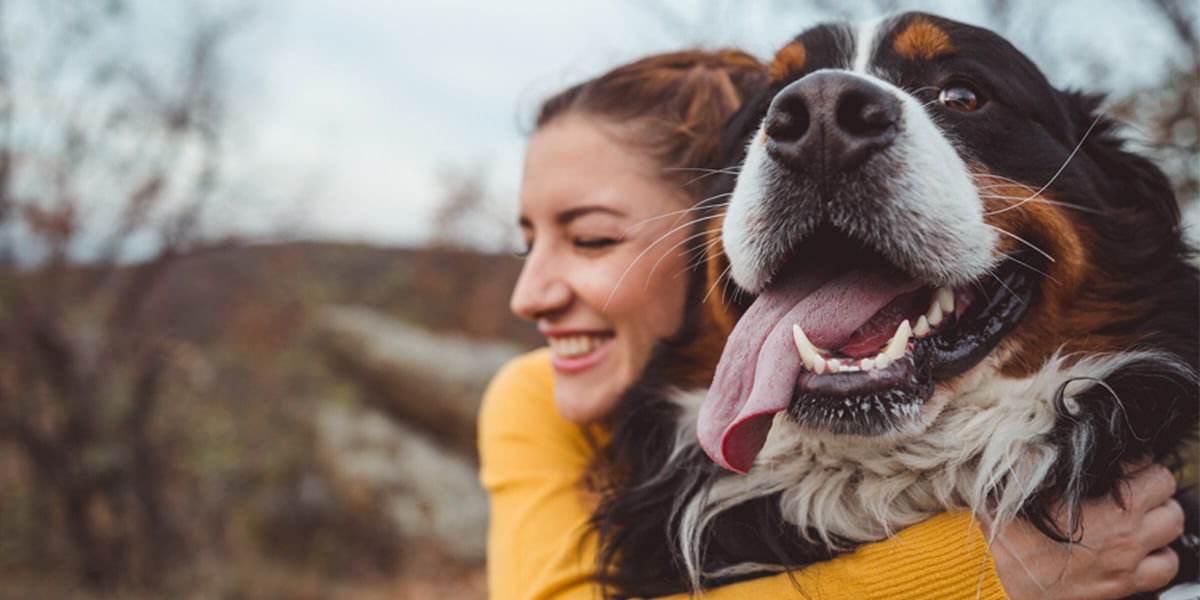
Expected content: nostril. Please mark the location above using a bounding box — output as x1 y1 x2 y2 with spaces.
836 89 898 138
765 94 810 143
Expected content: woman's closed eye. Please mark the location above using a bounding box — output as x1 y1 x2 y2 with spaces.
572 236 619 251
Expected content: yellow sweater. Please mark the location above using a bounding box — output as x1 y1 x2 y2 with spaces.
479 349 1010 600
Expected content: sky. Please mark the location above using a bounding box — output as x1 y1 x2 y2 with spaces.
15 0 1196 256
222 0 1191 251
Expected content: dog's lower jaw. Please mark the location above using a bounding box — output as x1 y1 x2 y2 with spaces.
673 350 1170 585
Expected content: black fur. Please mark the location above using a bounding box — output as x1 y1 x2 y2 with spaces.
594 12 1199 598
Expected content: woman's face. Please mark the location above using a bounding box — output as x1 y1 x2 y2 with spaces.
512 114 694 424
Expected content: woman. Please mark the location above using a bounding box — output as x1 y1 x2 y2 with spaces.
479 49 1183 600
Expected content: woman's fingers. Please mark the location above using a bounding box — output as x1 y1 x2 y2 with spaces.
1133 546 1180 592
1142 498 1186 551
1125 462 1177 511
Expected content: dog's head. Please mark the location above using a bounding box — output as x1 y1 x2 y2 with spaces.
695 12 1194 473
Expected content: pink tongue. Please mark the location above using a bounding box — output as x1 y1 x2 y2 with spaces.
698 266 921 472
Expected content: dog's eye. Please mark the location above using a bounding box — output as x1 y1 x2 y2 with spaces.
938 84 982 111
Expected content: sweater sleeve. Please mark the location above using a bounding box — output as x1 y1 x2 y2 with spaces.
479 349 1010 600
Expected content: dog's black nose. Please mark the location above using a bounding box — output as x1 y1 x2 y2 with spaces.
764 71 900 173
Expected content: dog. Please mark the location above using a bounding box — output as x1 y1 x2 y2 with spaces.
593 12 1199 598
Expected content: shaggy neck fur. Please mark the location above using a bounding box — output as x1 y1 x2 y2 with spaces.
670 350 1185 586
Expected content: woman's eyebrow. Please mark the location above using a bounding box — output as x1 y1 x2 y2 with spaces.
556 205 627 225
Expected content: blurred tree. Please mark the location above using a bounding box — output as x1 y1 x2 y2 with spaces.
410 163 530 339
0 0 247 590
428 162 512 251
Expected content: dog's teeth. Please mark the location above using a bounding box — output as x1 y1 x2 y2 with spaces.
913 315 930 338
860 356 875 371
827 358 841 374
926 299 944 327
874 352 892 370
884 319 911 359
792 324 825 373
936 287 955 315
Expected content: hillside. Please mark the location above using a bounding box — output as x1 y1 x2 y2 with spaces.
140 241 541 348
0 241 537 599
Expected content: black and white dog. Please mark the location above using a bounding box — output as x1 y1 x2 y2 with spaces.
594 12 1199 598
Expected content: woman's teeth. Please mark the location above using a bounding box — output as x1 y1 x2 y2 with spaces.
549 334 611 358
791 286 956 374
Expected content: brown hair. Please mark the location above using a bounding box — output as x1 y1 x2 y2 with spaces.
535 49 765 201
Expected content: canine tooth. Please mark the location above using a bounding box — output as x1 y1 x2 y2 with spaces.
926 301 944 327
813 354 828 375
792 325 822 372
913 315 930 338
884 320 911 360
936 287 955 315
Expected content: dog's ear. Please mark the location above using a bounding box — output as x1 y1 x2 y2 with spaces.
720 85 778 168
1064 90 1181 227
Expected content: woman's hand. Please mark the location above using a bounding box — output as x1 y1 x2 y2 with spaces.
984 460 1185 600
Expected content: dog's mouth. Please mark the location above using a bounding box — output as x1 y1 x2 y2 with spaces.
698 228 1038 473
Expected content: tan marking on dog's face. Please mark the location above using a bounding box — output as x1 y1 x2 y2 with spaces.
662 212 739 390
767 41 807 83
893 16 953 60
971 172 1145 378
703 213 739 338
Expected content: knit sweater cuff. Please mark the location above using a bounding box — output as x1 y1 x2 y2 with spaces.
856 511 1009 599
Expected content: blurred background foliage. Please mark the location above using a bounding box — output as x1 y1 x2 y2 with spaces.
0 0 1193 598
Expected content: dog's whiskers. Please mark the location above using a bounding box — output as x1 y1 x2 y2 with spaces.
663 166 742 174
987 271 1023 304
978 194 1106 216
647 228 714 287
980 112 1104 216
985 223 1056 263
604 213 724 311
703 262 734 305
667 165 739 188
683 239 723 274
619 195 730 238
669 196 730 230
1004 253 1060 285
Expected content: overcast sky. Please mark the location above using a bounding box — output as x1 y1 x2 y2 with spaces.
174 0 1196 250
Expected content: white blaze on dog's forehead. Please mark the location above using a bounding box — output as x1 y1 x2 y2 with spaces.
852 17 889 75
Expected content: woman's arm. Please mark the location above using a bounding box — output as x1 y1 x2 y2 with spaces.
479 350 1006 600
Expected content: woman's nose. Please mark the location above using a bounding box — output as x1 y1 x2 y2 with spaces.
509 247 572 321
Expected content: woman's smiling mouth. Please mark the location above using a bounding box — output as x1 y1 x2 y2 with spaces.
547 332 615 373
